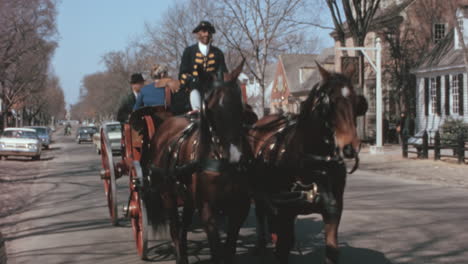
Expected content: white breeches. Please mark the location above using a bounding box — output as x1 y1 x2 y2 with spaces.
190 89 201 110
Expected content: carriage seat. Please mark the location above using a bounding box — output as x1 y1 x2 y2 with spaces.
129 106 173 136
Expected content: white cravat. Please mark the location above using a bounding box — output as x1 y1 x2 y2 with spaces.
198 42 210 56
133 91 139 99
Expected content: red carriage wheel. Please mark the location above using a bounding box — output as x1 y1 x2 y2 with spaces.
100 127 118 226
129 161 149 259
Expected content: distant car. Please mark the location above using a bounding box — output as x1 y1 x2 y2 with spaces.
26 126 52 149
76 126 98 144
0 128 42 160
94 122 121 154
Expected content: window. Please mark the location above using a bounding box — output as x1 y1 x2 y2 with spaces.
431 77 437 114
434 23 446 43
452 75 460 114
277 75 283 91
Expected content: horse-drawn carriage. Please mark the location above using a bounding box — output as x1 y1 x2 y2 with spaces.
98 62 368 264
99 106 170 259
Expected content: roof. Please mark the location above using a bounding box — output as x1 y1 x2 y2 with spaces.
279 54 318 93
414 29 465 73
103 121 120 126
4 127 36 132
330 0 414 39
317 47 335 64
279 49 335 94
372 0 414 25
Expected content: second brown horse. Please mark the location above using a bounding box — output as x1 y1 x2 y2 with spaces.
248 64 368 264
143 61 252 264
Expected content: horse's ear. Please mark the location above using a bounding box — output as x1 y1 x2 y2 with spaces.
224 59 245 82
316 61 330 81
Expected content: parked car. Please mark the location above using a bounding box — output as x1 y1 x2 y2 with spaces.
76 126 98 144
94 122 121 154
0 128 42 160
26 126 52 149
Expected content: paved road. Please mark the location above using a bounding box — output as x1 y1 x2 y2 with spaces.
1 131 467 264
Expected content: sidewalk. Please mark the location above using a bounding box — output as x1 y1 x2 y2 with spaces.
356 144 468 189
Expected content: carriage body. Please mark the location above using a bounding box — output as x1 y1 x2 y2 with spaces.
99 105 171 260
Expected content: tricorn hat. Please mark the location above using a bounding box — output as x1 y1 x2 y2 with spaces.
130 73 145 84
192 21 216 34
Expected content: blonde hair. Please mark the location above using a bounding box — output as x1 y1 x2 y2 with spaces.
151 64 168 79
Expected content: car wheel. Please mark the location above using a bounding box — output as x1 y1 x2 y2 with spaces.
45 145 50 150
32 155 40 161
78 140 81 144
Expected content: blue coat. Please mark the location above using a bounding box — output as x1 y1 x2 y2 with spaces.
133 83 166 111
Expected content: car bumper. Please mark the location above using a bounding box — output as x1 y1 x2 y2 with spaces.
0 150 40 157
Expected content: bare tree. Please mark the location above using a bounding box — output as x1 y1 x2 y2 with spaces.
325 0 381 91
0 0 57 128
209 0 323 115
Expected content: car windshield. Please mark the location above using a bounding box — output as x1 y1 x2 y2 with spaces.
107 125 121 133
32 127 48 135
78 127 97 133
2 130 37 139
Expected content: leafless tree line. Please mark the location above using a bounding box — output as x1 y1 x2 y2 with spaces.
72 0 325 120
0 0 65 129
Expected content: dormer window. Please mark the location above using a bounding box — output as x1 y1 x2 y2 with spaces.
434 23 446 43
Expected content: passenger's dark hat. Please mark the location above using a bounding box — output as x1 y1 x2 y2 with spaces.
192 21 216 34
130 73 145 84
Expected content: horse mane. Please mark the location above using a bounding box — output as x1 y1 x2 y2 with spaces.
298 82 321 122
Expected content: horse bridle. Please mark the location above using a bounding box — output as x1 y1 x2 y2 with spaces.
198 80 246 174
298 82 360 174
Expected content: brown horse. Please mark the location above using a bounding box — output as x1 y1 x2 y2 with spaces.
248 64 368 264
143 61 252 264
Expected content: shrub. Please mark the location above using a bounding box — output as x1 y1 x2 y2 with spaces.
440 118 468 145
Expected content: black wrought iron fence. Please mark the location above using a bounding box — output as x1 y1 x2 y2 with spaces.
402 131 467 164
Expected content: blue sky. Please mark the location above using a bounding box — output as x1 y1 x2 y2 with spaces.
52 0 172 105
52 0 334 106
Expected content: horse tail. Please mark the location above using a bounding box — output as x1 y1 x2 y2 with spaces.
143 165 168 234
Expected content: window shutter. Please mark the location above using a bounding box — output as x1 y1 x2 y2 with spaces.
436 76 441 115
459 73 464 115
424 77 429 116
445 75 450 115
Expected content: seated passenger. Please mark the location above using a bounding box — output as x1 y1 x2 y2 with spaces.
133 64 171 111
117 73 145 123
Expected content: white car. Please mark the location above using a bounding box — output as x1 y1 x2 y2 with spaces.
94 122 121 154
0 128 42 160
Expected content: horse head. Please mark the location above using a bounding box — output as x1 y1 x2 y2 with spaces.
198 60 245 160
300 63 368 161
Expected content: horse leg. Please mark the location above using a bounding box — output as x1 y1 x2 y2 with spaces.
323 214 341 264
179 197 194 262
252 197 268 255
166 200 188 264
322 189 344 264
224 196 251 264
275 213 295 264
200 201 222 263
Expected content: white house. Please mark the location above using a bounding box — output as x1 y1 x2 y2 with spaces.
412 7 468 135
